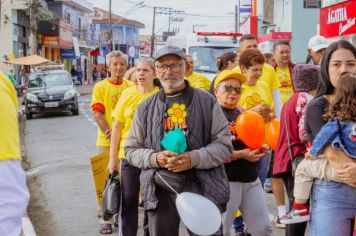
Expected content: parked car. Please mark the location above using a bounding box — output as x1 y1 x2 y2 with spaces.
25 69 80 119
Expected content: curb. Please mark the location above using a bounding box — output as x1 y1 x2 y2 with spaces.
18 111 37 236
21 216 36 236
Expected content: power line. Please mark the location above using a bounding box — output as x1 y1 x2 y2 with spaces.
122 0 235 18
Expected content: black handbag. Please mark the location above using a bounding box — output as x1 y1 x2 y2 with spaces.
102 172 121 220
154 169 187 194
284 113 306 177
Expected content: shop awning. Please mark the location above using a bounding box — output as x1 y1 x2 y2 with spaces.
6 55 49 65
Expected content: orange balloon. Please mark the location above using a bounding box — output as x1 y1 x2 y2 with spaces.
235 111 265 149
266 119 280 151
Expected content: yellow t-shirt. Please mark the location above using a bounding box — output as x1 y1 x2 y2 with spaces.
233 63 280 92
0 72 21 161
276 67 294 104
90 79 134 146
112 86 159 159
238 80 274 111
185 72 211 91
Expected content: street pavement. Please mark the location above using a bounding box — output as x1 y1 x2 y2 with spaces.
24 93 286 236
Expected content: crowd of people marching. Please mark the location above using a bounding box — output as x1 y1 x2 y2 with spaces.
88 33 356 236
0 33 355 236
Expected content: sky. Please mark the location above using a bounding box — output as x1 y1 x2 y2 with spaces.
89 0 263 36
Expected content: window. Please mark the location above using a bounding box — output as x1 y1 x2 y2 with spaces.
22 26 26 37
304 0 321 8
66 13 71 24
78 18 81 32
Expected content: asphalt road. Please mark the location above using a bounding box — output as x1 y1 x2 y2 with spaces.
25 94 285 236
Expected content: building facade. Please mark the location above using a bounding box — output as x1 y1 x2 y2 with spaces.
254 0 321 62
0 0 34 72
88 7 144 67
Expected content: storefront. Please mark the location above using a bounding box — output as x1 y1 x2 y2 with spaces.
320 0 356 45
41 20 74 69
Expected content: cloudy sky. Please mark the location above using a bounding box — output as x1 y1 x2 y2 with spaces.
89 0 263 36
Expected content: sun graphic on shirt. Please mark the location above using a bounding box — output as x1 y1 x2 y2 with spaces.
167 103 187 124
245 93 266 109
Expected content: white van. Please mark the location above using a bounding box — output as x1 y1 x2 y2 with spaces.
166 32 241 80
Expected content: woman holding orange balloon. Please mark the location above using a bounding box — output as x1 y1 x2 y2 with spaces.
213 70 273 236
237 49 283 192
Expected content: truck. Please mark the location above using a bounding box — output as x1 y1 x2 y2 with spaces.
166 32 242 80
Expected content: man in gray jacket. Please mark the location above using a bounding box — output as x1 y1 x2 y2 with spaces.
125 46 233 236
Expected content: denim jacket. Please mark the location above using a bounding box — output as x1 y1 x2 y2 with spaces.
310 118 356 158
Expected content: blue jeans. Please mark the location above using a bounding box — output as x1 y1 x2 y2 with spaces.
256 152 271 186
309 179 356 236
233 215 244 233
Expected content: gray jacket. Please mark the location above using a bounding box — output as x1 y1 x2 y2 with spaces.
125 83 233 209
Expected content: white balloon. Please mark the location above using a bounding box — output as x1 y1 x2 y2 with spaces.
176 192 221 236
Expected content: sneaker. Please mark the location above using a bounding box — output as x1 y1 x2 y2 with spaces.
274 216 286 229
235 232 247 236
264 178 273 193
279 208 310 224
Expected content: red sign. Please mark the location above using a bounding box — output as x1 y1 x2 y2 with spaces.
258 32 292 43
320 1 356 37
42 35 59 46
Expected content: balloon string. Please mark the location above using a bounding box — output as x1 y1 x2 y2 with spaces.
155 172 179 195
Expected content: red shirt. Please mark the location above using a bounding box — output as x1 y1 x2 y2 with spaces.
274 92 307 175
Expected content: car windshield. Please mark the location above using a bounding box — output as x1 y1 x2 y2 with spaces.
28 72 72 88
189 46 237 73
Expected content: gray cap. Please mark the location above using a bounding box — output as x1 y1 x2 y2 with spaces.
154 46 186 61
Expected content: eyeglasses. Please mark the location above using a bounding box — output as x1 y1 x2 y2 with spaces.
220 84 242 94
155 63 183 73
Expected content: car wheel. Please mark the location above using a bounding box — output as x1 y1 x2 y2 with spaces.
72 108 79 116
26 113 33 120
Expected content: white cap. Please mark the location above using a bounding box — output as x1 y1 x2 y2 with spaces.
308 35 329 52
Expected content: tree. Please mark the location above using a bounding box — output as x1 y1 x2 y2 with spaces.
28 0 53 55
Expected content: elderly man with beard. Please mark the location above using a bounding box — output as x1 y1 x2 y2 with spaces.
125 46 233 236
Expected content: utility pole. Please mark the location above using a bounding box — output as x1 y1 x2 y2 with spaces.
234 5 238 32
168 8 171 32
150 7 184 57
150 7 156 57
109 0 113 51
29 0 41 55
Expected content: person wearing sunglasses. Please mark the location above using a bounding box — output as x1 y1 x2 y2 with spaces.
213 70 273 236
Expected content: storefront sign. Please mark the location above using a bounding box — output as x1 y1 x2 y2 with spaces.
59 20 73 48
60 49 76 59
320 1 356 37
42 35 59 46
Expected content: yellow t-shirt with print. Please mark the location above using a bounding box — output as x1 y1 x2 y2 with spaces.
238 80 274 111
233 63 280 92
90 78 134 146
112 86 159 159
276 67 294 104
185 72 211 91
0 72 21 161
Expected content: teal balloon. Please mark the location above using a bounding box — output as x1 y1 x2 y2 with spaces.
161 128 187 154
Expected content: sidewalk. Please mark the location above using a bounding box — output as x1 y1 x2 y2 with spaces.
76 82 94 95
17 82 93 236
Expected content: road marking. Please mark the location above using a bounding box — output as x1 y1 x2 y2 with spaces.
79 102 97 127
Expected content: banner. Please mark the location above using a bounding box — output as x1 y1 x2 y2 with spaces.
90 150 110 205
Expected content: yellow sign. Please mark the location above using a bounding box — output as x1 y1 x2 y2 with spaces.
90 150 110 205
